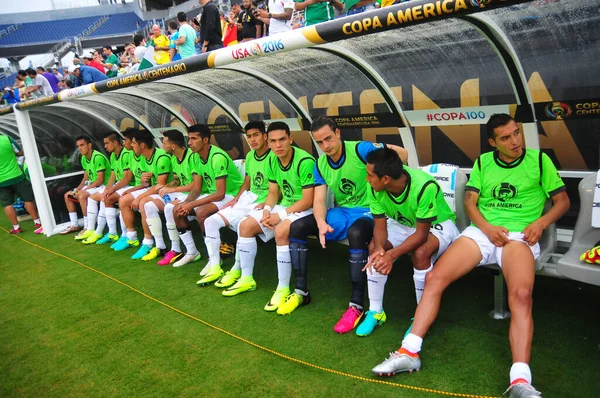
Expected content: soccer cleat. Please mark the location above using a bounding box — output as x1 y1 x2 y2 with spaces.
142 247 167 261
356 310 387 336
264 287 290 312
220 242 235 258
214 268 241 288
580 246 600 264
199 260 211 276
277 292 311 315
97 233 119 245
173 252 201 268
112 238 140 252
196 265 224 286
60 225 81 235
9 227 22 235
222 276 256 296
110 236 128 249
157 250 183 266
131 244 153 260
333 306 364 334
504 381 542 398
82 233 103 245
34 223 43 234
75 229 94 241
372 350 421 376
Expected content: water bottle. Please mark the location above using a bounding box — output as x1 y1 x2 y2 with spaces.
163 194 172 204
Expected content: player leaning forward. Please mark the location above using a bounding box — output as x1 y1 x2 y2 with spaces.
371 114 569 398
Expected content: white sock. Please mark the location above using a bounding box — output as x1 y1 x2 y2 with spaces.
126 230 137 241
87 198 98 232
13 224 19 230
367 267 388 313
179 230 198 255
69 212 78 227
145 202 166 250
401 333 423 354
95 201 106 235
276 245 291 289
142 237 154 247
510 362 532 385
105 207 118 235
204 215 225 266
119 212 127 237
164 203 181 252
231 249 241 271
33 218 40 224
413 264 433 305
238 237 257 278
83 216 88 230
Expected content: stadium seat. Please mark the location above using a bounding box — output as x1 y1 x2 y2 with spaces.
233 158 245 177
557 173 600 286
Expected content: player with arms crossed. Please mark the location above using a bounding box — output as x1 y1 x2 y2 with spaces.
371 114 570 398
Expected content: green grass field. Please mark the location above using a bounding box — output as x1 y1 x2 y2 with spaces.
1 215 599 398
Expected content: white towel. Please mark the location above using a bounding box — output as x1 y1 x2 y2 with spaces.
422 164 459 212
592 171 600 228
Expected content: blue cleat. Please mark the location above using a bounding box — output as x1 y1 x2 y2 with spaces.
111 236 128 250
131 244 152 260
113 238 140 252
356 310 387 336
97 233 119 245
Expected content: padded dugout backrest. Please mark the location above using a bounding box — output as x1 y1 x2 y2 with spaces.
233 159 246 177
422 164 469 232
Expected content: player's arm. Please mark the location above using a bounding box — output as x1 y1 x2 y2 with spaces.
313 184 330 248
76 172 89 191
190 177 227 208
112 170 134 193
260 181 282 227
387 144 409 165
105 171 117 191
224 176 251 208
87 171 105 189
175 33 186 45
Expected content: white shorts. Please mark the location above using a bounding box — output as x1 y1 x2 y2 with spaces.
192 193 235 212
459 226 540 268
386 218 460 262
83 185 105 195
244 206 313 242
215 191 261 232
129 187 149 199
149 192 188 203
115 186 131 197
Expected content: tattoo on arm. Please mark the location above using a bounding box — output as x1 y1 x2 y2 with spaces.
185 188 201 203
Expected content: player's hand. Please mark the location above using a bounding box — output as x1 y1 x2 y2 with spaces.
158 186 171 197
523 220 545 246
222 198 238 209
254 202 266 210
363 247 385 274
131 198 141 210
262 214 281 229
367 250 395 275
260 209 270 224
317 221 333 249
483 225 510 247
175 203 194 217
141 172 153 182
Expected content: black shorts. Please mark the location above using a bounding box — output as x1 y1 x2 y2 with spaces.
0 178 35 207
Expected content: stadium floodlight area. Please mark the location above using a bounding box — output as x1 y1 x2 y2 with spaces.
1 0 600 293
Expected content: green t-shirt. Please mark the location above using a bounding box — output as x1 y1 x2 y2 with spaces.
146 148 173 186
268 147 315 207
109 147 133 182
245 149 275 203
315 141 382 209
172 148 197 193
369 166 456 228
294 0 334 26
81 150 110 185
465 149 566 232
0 136 25 187
105 53 119 78
192 145 243 196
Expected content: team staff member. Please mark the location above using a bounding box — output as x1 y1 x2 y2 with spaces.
371 114 569 398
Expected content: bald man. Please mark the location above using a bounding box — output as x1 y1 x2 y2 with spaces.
152 25 171 65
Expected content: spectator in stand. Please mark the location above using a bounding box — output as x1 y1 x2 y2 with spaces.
222 11 239 46
199 0 224 52
175 12 198 58
238 0 262 42
345 0 377 15
2 87 20 105
52 68 65 90
101 46 119 78
16 70 35 99
254 0 293 35
151 25 171 65
190 17 203 54
119 42 137 67
36 67 60 93
69 64 108 86
230 1 244 43
82 52 106 74
133 34 147 62
167 21 182 62
294 0 342 25
26 68 54 97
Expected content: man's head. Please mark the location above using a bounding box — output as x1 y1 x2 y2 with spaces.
25 68 36 78
68 64 81 76
81 52 94 65
486 113 523 160
162 129 186 154
152 24 162 37
168 20 178 33
231 2 241 14
103 132 122 153
365 147 404 192
102 45 113 57
187 124 211 153
311 116 341 158
16 70 27 82
52 68 60 75
244 121 267 151
36 66 46 74
122 128 137 150
75 135 93 157
177 11 188 23
267 122 292 159
131 129 155 156
242 0 252 9
133 34 145 47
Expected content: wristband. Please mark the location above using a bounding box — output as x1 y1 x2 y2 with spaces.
278 209 287 220
264 205 272 212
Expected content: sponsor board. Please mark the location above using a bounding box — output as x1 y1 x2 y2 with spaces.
536 99 600 120
405 105 510 126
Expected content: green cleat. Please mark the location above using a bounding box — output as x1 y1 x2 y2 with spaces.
75 229 94 241
264 287 290 312
196 265 224 286
277 292 311 315
222 276 256 297
214 268 240 288
97 233 119 245
82 232 103 245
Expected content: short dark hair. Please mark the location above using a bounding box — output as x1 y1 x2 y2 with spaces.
310 116 337 133
168 20 178 30
122 128 137 140
36 66 46 72
188 124 211 140
267 121 290 136
177 11 187 22
17 70 27 77
162 129 186 147
132 129 155 148
366 147 403 180
25 68 36 76
102 45 112 51
103 131 122 143
486 113 515 140
245 120 266 134
133 34 144 47
75 135 92 144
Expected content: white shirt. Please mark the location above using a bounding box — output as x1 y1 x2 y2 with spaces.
34 74 54 96
268 0 293 35
134 45 147 63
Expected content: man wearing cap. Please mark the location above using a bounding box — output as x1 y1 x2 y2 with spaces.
69 64 108 87
82 52 106 74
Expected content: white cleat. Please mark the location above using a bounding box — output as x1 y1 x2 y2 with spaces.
173 253 201 268
371 351 421 377
504 383 542 398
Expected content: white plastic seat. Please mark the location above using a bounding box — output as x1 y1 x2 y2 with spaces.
233 159 245 177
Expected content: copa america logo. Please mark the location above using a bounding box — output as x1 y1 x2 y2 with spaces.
544 102 572 120
250 43 263 56
470 0 491 7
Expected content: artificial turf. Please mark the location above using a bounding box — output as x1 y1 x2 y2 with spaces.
1 215 599 398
